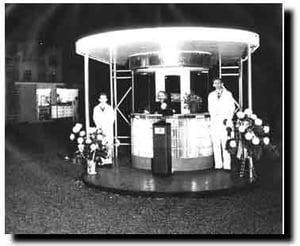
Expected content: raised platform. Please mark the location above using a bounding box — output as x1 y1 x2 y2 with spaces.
82 157 254 196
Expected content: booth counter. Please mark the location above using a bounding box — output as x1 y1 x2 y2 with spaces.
131 113 214 171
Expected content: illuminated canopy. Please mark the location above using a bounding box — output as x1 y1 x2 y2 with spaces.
76 27 260 65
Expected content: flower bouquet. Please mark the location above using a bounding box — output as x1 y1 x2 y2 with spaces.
69 123 109 175
183 93 203 113
224 108 278 179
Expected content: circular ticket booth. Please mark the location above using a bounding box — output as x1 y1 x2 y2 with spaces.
76 27 260 172
129 51 214 171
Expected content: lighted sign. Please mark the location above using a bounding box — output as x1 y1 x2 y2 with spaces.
154 127 165 135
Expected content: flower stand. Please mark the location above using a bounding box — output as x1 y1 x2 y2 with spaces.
239 156 257 183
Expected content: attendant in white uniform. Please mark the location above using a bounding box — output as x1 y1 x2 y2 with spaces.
93 93 115 163
208 78 235 170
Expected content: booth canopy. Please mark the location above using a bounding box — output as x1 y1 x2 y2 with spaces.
76 27 260 66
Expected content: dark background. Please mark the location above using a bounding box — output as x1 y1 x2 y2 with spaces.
5 3 283 142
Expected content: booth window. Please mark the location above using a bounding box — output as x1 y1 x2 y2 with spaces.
49 71 56 82
165 75 181 113
23 70 32 81
190 71 208 112
134 72 155 113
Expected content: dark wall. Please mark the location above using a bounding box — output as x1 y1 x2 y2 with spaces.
6 3 283 141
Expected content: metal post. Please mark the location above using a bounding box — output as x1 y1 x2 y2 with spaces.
218 52 222 79
113 51 118 158
132 71 135 113
84 54 90 134
239 58 243 109
109 48 113 108
248 44 252 110
247 44 254 183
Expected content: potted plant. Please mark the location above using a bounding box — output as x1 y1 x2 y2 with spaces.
183 93 203 114
69 123 109 175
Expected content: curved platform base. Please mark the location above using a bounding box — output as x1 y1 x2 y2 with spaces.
82 157 255 197
131 155 214 171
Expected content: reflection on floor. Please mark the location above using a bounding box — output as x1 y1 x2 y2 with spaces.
82 157 253 196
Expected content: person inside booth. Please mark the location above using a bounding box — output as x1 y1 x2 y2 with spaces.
152 91 174 116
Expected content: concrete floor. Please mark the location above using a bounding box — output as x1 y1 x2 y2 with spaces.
5 121 283 234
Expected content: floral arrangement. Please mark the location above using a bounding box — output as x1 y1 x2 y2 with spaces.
225 108 278 161
183 93 203 113
69 123 109 165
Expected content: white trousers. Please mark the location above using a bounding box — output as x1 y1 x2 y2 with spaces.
210 120 231 170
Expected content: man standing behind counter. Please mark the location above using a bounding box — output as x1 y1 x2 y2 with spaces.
208 78 235 170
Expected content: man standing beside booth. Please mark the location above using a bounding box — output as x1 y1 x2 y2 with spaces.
208 78 235 170
93 92 115 164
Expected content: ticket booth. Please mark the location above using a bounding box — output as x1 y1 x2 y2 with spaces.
75 27 260 171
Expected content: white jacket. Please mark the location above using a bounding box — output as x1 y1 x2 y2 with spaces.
93 103 115 142
208 88 235 123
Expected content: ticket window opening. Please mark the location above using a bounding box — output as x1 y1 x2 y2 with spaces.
165 75 181 114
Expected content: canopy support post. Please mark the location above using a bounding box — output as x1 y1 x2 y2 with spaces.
248 44 252 111
109 48 113 108
132 71 135 112
113 50 118 158
84 54 90 134
247 44 255 183
218 52 222 79
239 58 243 109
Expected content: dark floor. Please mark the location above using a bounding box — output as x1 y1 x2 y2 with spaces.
5 121 283 234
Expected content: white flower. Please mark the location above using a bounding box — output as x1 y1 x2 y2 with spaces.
73 123 82 133
263 137 270 145
254 118 263 126
78 144 84 152
244 108 252 115
252 137 260 145
90 144 97 151
75 123 83 129
86 138 92 144
229 140 237 148
79 131 86 137
236 111 245 119
250 114 258 120
161 102 167 110
245 132 254 141
238 125 246 133
263 126 270 133
96 134 103 141
69 133 75 141
77 137 84 144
